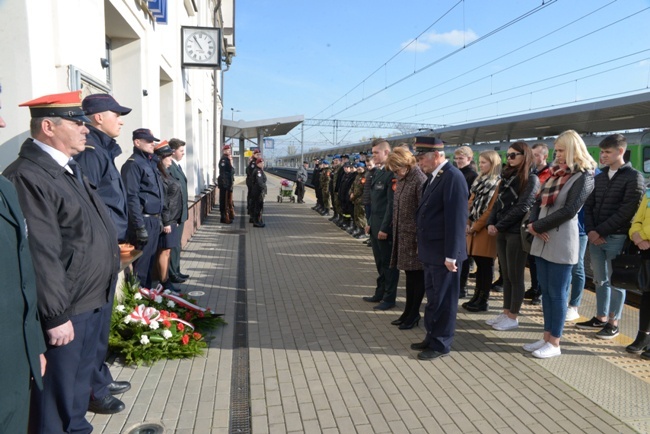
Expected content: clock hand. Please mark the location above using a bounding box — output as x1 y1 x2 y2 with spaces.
193 35 205 52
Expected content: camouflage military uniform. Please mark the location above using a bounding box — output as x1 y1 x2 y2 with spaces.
351 171 367 229
320 166 331 211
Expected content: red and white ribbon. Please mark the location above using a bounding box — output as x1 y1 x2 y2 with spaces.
139 284 209 313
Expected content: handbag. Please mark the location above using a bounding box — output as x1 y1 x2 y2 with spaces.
610 238 643 291
520 211 533 254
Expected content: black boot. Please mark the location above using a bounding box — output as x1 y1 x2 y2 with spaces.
329 212 338 222
462 290 480 310
465 290 489 312
626 331 650 354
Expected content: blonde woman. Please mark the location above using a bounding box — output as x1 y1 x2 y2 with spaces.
524 130 596 358
463 151 501 312
385 147 427 329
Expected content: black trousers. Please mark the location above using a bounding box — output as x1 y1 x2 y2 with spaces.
131 216 160 288
251 195 265 223
400 270 425 321
295 181 305 202
169 221 185 278
370 235 399 304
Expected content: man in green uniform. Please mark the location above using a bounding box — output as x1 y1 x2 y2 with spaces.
319 160 331 216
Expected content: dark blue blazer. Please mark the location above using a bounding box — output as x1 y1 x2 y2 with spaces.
416 161 468 266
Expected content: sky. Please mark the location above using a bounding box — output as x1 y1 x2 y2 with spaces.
224 0 650 157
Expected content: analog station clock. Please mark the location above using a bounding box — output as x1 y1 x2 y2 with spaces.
181 26 221 68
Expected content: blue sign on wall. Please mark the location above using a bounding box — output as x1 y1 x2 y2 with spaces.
264 138 275 150
148 0 168 24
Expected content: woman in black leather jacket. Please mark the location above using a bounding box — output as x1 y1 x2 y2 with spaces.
486 142 540 331
154 142 183 292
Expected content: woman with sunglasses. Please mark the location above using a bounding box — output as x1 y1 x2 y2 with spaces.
486 142 539 330
385 147 428 329
524 130 595 358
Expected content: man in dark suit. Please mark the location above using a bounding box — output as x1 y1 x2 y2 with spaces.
218 144 235 224
75 93 132 415
4 91 119 433
168 138 190 282
411 137 468 360
0 85 47 434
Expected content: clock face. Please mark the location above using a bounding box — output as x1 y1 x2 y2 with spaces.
185 31 216 62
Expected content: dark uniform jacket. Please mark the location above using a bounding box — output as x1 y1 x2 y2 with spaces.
218 155 235 190
311 165 321 188
246 158 257 189
168 161 188 223
369 167 395 237
4 139 119 330
161 174 183 227
121 147 164 231
73 125 128 240
416 161 468 265
252 167 267 197
0 176 46 391
585 162 644 236
362 167 375 206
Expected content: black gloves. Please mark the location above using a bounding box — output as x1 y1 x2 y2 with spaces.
136 226 148 244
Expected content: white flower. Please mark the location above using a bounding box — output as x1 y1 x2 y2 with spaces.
149 321 160 330
166 300 176 308
115 304 126 313
123 316 132 324
140 335 150 345
162 329 172 339
134 293 143 300
163 289 172 295
154 295 163 303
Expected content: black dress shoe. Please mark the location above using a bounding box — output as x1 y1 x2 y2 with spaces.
417 349 449 361
410 341 429 350
178 273 190 279
362 296 382 303
107 381 131 395
88 395 126 414
169 275 187 284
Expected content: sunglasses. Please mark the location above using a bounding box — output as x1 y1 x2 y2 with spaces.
506 152 523 160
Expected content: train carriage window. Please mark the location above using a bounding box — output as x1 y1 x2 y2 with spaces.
643 147 650 173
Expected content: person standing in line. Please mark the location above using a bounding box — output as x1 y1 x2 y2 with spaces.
246 148 260 221
523 130 595 358
410 137 468 360
454 146 478 300
361 154 376 246
4 91 119 434
319 160 331 216
121 128 164 288
576 134 644 339
296 160 308 204
154 141 184 292
328 155 342 223
627 188 650 359
167 138 190 282
74 93 132 415
250 158 267 227
486 142 539 331
350 162 368 239
362 138 399 310
311 158 323 212
524 142 552 306
0 84 46 434
462 150 501 313
218 144 235 224
385 146 427 329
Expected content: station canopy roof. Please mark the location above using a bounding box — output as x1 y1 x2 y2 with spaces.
223 115 304 140
435 91 650 145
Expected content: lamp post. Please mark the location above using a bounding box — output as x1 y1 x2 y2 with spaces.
230 108 241 121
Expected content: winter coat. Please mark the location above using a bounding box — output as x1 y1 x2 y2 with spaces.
466 185 499 259
390 166 427 270
487 173 540 234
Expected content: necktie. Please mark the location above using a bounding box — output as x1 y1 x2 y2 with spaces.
68 160 84 184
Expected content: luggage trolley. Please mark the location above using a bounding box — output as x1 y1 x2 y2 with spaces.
277 179 296 203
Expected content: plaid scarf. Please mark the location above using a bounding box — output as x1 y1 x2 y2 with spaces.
539 164 574 207
469 175 499 222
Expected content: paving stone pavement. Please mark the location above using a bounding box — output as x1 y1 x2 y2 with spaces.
89 174 650 434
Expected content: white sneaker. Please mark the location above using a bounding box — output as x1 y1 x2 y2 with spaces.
565 306 580 322
531 342 561 359
492 316 519 331
523 339 547 352
485 313 506 326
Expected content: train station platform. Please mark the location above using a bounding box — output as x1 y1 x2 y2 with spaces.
90 174 650 434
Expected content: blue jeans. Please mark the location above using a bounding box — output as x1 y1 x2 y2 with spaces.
568 234 588 307
588 234 627 320
536 257 573 338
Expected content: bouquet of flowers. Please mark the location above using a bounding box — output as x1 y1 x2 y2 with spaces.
109 277 225 365
280 179 293 187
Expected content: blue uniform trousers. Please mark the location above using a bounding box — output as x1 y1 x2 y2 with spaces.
29 309 103 434
423 264 460 354
132 215 160 288
90 281 117 400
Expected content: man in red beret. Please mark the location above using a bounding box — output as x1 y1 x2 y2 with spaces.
218 144 235 223
3 91 120 433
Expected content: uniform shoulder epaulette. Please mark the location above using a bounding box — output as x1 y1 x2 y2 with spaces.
127 158 135 161
85 145 96 150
